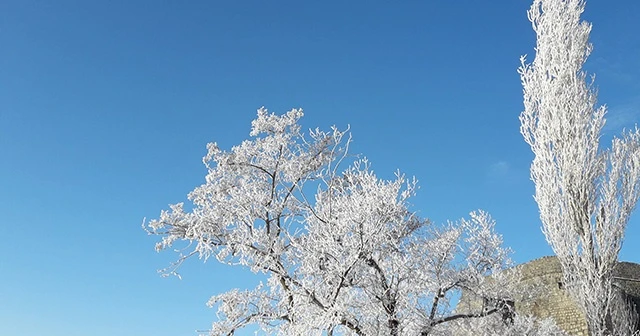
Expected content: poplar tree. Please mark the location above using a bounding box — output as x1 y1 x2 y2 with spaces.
519 1 640 334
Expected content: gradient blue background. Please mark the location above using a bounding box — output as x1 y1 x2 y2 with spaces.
1 1 639 335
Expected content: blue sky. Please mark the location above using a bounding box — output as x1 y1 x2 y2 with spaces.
1 0 639 335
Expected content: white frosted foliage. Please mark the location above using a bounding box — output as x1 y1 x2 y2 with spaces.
519 0 640 334
146 108 544 335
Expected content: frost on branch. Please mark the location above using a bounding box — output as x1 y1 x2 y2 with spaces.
519 0 640 334
147 108 537 335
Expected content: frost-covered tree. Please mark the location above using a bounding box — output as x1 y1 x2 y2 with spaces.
146 108 523 335
519 0 640 335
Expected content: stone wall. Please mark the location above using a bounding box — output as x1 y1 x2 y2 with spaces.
512 256 587 335
458 256 640 336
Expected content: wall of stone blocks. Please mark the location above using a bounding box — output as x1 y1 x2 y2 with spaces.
458 256 640 336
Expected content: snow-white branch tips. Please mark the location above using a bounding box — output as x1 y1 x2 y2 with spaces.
520 0 640 334
146 108 543 335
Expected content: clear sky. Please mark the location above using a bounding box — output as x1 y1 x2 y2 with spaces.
1 1 639 335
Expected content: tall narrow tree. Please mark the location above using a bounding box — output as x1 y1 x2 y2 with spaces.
519 0 640 334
